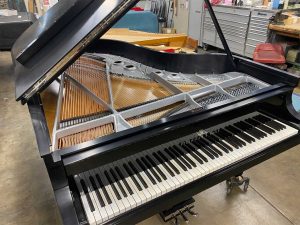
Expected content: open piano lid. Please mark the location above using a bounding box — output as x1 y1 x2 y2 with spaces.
13 0 140 103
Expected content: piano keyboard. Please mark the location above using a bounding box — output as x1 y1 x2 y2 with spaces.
74 112 298 225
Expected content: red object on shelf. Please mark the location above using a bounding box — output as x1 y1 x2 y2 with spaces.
163 49 175 53
204 0 222 8
131 7 144 11
253 43 285 64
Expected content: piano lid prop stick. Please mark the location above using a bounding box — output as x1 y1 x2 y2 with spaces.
203 0 236 70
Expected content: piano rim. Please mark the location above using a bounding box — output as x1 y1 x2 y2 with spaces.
54 131 300 225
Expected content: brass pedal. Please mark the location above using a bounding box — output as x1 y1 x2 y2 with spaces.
159 198 197 225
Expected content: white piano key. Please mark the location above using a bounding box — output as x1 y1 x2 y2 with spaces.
122 159 152 202
74 175 97 225
137 152 169 194
73 112 298 225
106 166 132 211
78 174 103 224
146 148 179 190
88 169 115 219
160 144 194 183
130 157 160 198
102 166 127 214
94 168 122 216
82 172 108 223
110 162 137 208
116 160 144 206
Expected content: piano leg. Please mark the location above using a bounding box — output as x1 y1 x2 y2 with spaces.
226 174 250 194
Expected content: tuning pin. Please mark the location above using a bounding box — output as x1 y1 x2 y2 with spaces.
180 211 189 223
187 208 198 217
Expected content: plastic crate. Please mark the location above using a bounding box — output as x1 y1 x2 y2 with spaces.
253 43 286 64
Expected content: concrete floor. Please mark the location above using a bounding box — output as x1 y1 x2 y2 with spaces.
0 51 299 225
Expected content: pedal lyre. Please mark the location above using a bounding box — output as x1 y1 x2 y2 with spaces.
159 198 197 225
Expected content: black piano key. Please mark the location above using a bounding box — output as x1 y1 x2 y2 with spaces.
253 115 285 130
157 150 180 174
95 173 112 204
243 120 268 138
191 139 215 159
246 118 275 135
128 161 148 189
264 120 283 131
214 130 240 149
123 163 142 191
141 157 162 182
205 134 230 153
200 137 223 156
219 128 246 147
115 166 134 195
104 170 121 200
196 138 219 157
240 121 268 138
225 125 255 143
185 142 208 162
170 146 193 169
211 133 234 151
271 119 285 129
172 145 197 167
266 120 283 130
164 148 188 171
80 179 95 212
234 122 261 139
153 152 175 177
179 143 204 164
89 176 105 207
136 159 157 185
146 155 167 180
109 169 127 198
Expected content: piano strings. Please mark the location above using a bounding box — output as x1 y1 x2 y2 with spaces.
58 123 114 149
40 54 268 150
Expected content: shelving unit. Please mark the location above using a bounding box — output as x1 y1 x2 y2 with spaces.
200 5 275 58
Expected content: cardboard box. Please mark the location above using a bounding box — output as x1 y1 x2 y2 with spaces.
162 28 176 34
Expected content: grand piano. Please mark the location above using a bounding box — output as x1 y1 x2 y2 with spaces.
12 0 300 224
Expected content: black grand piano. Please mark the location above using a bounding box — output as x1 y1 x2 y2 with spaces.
12 0 300 224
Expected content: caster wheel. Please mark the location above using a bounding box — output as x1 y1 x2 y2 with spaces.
226 180 232 194
203 44 209 51
243 181 249 192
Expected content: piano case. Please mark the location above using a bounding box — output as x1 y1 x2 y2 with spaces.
0 12 36 50
12 0 300 224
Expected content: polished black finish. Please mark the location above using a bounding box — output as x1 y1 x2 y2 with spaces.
12 0 94 64
13 0 140 103
12 1 300 224
31 77 300 225
27 95 51 156
203 0 236 69
90 39 299 86
0 12 36 50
